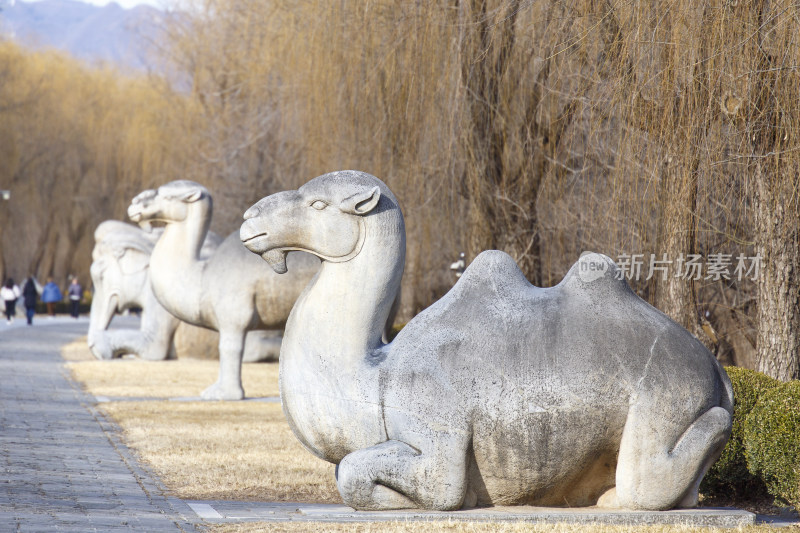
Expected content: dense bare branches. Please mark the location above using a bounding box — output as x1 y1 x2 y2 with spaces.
0 41 181 286
1 1 799 376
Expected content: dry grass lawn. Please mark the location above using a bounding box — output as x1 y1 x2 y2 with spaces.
99 400 339 502
61 337 333 502
209 522 776 533
62 338 280 398
61 337 98 362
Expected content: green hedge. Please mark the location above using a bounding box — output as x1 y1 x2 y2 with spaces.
701 367 780 498
744 381 800 508
699 366 800 510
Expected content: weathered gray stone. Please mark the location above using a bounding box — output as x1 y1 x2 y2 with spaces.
88 220 209 361
240 170 733 512
88 220 280 363
127 181 320 400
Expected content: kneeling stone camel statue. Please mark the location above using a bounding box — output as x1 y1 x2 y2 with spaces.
240 170 733 512
128 180 320 400
88 220 281 362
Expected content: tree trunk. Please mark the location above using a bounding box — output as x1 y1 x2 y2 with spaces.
652 156 716 349
749 4 800 380
460 0 514 264
753 162 800 380
457 0 558 286
653 158 698 331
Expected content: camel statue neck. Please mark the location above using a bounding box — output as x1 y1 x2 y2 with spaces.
148 200 212 322
288 211 405 366
156 201 210 260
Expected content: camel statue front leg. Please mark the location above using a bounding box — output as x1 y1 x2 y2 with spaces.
201 330 245 400
336 433 470 511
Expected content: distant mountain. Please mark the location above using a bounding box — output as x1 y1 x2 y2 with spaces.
0 0 165 72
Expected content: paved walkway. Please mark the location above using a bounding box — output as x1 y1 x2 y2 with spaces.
0 318 199 532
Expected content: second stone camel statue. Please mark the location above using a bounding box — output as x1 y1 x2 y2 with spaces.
127 180 320 400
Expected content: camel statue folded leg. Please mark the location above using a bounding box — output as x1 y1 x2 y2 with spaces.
127 181 321 400
88 220 279 363
239 170 733 511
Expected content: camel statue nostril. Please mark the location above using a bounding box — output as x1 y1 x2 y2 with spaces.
243 207 259 220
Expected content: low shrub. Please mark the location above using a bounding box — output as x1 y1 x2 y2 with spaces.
700 367 779 498
744 380 800 508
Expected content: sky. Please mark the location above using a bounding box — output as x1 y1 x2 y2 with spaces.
19 0 172 9
78 0 168 8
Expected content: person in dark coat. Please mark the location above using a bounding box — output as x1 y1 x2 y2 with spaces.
67 277 82 319
22 277 39 325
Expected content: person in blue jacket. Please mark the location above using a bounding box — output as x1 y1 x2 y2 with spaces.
41 278 63 317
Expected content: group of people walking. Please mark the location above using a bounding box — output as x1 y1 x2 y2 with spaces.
1 276 83 325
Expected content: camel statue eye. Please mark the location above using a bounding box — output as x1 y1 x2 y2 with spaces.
311 200 328 210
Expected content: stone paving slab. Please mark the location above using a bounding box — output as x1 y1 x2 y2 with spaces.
186 500 758 527
0 321 199 532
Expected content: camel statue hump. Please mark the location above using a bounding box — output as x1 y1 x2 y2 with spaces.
452 250 533 300
555 252 636 301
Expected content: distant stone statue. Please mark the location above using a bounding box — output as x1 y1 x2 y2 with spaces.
88 220 179 360
240 170 733 512
128 181 321 400
88 220 281 362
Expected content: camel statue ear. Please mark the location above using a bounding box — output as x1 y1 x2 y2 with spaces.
181 189 205 203
340 186 381 215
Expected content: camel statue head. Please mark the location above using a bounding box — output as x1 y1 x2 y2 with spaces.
88 221 159 359
128 180 212 231
240 170 402 274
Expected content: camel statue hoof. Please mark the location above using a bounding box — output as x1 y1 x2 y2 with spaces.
596 488 618 508
201 382 244 401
